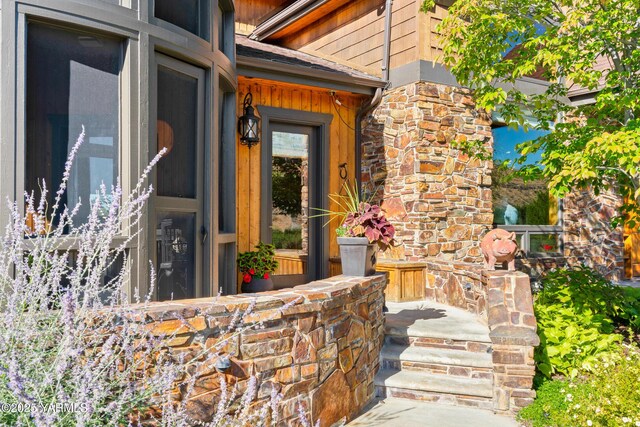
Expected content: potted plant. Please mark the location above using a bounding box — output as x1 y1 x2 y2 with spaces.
316 183 396 276
237 242 279 293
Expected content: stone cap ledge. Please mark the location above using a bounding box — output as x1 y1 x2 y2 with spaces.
490 326 540 347
118 273 388 322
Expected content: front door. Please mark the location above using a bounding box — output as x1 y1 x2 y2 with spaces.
262 122 323 288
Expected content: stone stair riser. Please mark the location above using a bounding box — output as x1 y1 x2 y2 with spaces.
381 359 493 379
386 336 492 353
375 386 494 411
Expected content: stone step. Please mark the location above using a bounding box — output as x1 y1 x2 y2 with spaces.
380 344 493 377
385 335 492 353
375 369 493 399
375 369 494 410
384 301 491 344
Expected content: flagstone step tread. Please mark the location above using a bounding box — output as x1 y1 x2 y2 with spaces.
381 344 493 368
385 301 491 343
375 369 493 398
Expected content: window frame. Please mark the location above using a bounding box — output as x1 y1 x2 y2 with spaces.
149 54 207 300
491 122 564 256
1 0 237 301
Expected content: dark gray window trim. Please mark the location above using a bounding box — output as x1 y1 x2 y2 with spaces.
0 0 237 301
258 106 333 280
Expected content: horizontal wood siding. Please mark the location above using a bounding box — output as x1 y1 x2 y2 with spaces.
418 2 448 63
237 77 362 290
279 0 418 76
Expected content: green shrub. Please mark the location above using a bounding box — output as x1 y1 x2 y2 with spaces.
620 286 640 331
535 267 625 379
272 229 303 249
520 348 640 427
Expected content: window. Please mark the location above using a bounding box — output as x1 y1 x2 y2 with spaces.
2 1 236 302
217 79 237 295
154 0 210 40
492 124 562 254
26 23 122 226
154 56 205 301
217 0 234 59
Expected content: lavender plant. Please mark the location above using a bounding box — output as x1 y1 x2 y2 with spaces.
0 129 289 426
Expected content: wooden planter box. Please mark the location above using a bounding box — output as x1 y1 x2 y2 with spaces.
330 258 426 302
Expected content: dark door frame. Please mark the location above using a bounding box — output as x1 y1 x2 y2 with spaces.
257 106 332 282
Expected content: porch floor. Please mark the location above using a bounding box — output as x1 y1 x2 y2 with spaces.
347 397 519 427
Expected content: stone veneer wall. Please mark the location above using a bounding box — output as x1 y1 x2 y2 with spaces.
483 271 539 413
133 274 387 426
424 259 486 318
361 81 494 263
562 187 624 280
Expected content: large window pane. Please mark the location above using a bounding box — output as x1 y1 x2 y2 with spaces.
156 212 196 300
155 0 209 40
26 23 121 226
492 125 555 226
271 131 309 277
219 90 235 233
157 66 198 198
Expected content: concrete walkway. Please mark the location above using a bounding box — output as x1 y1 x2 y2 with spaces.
348 398 520 427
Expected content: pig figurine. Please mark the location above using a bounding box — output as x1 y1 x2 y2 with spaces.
480 229 518 271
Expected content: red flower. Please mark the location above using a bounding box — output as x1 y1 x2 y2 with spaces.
243 273 251 283
543 244 553 251
263 273 270 279
249 268 255 275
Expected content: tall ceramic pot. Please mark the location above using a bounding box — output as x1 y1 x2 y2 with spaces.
337 236 376 276
241 276 274 293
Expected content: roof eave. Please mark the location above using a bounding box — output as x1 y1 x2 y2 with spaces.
249 0 328 41
237 54 386 95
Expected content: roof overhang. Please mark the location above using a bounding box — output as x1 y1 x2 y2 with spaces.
237 54 386 95
249 0 351 42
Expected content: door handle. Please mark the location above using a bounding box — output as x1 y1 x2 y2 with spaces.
201 226 208 245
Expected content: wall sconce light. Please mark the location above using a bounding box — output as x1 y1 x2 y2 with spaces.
238 93 260 148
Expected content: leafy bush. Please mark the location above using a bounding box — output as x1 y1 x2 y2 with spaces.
619 286 640 331
520 348 640 427
535 267 625 379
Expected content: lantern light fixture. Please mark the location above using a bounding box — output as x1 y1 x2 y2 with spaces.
238 93 260 148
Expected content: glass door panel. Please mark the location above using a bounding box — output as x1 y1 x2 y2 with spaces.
269 125 313 287
156 212 196 300
153 55 205 300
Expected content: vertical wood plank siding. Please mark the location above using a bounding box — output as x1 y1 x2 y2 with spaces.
236 77 363 288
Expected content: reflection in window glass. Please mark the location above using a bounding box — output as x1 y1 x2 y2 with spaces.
492 126 555 226
271 131 309 254
155 0 209 40
26 23 121 227
530 233 560 253
156 212 196 301
218 6 224 51
157 67 198 198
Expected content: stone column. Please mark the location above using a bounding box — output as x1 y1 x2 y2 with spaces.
361 82 493 263
483 270 539 413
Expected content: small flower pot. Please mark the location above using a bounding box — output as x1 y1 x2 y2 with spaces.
338 236 377 276
241 277 274 293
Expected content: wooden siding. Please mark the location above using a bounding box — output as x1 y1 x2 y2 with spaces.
235 0 295 35
237 77 363 290
277 0 419 76
419 2 448 62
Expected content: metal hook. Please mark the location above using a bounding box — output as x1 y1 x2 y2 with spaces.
339 163 348 181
